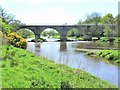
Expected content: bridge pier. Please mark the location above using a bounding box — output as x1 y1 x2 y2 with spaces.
60 34 67 41
83 26 92 41
35 34 40 42
58 27 70 42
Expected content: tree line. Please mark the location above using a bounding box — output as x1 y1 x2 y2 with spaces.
68 12 118 39
0 6 34 38
0 7 118 40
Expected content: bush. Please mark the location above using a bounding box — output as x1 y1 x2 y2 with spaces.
7 32 28 49
100 37 109 42
86 52 94 56
30 38 46 42
114 37 120 43
96 50 119 63
0 31 9 45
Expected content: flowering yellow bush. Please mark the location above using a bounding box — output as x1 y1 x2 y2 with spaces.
7 32 28 49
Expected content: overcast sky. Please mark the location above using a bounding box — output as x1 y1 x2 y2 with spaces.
0 0 119 25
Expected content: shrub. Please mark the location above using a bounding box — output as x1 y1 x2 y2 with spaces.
100 37 109 42
114 37 120 43
86 52 94 56
30 38 46 42
97 50 119 63
7 32 27 49
105 54 115 60
0 31 9 45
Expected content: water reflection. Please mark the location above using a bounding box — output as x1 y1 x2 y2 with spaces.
60 42 67 51
35 42 40 53
27 42 119 87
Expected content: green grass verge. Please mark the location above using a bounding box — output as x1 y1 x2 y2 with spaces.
0 46 117 88
86 50 120 63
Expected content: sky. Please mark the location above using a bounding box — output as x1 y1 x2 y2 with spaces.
0 0 119 25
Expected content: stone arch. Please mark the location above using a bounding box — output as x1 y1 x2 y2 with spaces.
17 27 36 39
39 26 72 41
66 27 82 40
40 28 60 39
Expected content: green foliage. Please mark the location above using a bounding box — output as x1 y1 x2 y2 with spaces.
1 46 116 88
41 30 60 37
52 35 60 39
16 29 34 38
10 20 22 32
100 37 109 42
76 37 84 41
42 31 47 37
114 37 120 43
7 32 28 49
82 12 101 24
0 19 12 34
0 31 10 45
103 26 114 37
97 50 119 63
30 38 46 42
86 50 119 63
86 52 94 56
101 13 114 24
100 37 120 44
67 28 81 37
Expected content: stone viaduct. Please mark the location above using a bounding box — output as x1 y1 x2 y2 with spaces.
20 24 116 41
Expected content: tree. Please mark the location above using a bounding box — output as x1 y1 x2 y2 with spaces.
42 31 47 37
90 12 101 25
77 20 82 24
0 18 12 34
0 6 15 24
101 13 117 27
92 12 101 39
16 29 34 38
83 12 101 24
103 26 113 38
10 20 22 32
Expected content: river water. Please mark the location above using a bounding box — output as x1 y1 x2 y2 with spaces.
27 38 119 87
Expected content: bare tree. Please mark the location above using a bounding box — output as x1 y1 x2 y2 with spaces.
0 6 15 24
91 12 101 39
91 12 101 25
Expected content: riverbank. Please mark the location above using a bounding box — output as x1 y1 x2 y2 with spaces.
76 48 120 63
0 45 116 88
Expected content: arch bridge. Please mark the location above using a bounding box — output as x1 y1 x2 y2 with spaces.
20 24 116 41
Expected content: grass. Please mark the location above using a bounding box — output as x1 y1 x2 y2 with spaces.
86 50 120 63
52 35 60 39
0 46 117 88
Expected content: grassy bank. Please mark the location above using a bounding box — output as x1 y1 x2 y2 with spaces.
86 50 120 63
0 46 117 88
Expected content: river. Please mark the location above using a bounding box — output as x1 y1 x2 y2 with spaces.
27 38 119 87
